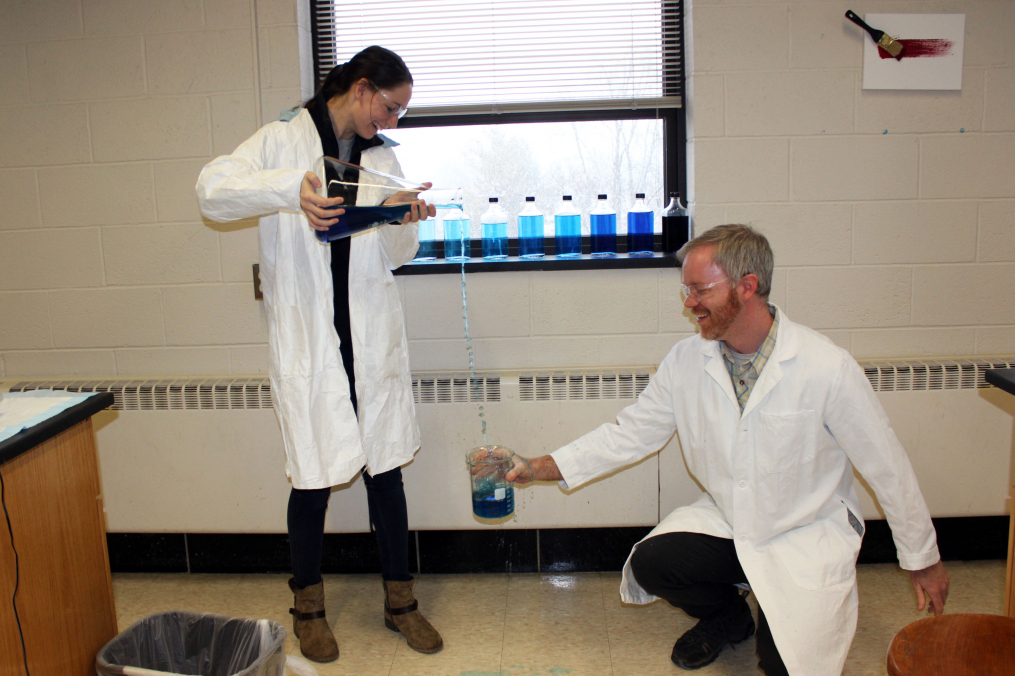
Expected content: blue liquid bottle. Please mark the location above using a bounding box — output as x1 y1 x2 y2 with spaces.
481 198 508 260
590 194 617 257
443 210 471 261
554 195 582 257
414 216 437 261
627 193 654 257
518 196 545 258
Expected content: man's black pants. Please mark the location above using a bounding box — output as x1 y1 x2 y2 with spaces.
629 532 789 676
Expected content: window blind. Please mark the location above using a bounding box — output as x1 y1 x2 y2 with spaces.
311 0 684 117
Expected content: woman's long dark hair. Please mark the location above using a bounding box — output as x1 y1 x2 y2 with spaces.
306 46 412 108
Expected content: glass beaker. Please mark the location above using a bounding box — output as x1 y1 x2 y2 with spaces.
466 445 516 519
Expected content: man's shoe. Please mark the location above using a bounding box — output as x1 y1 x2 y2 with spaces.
671 604 755 670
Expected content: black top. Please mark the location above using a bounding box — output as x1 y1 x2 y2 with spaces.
305 94 383 414
986 369 1015 397
0 392 114 466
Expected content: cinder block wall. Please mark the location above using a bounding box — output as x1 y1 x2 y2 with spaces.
1 0 1013 380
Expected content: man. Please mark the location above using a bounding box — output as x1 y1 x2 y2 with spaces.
508 225 949 675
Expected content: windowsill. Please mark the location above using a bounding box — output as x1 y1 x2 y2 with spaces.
394 251 679 275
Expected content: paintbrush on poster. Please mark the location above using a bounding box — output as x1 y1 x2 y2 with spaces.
858 14 965 90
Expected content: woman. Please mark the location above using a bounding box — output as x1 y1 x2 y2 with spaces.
196 46 441 662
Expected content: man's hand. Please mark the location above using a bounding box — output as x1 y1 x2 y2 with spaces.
909 560 949 616
506 454 563 484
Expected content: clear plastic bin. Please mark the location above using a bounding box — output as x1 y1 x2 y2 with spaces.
95 611 286 676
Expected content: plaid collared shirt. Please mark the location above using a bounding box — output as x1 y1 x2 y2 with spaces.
721 305 779 413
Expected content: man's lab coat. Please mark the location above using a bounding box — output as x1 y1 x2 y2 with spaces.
196 109 420 489
552 310 939 676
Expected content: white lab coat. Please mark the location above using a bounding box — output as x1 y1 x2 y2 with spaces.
196 109 420 489
551 310 939 676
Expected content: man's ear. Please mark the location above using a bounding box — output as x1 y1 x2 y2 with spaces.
739 273 759 301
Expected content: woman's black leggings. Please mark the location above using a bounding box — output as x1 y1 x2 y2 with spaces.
287 466 412 589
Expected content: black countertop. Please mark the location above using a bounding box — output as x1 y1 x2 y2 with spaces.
985 369 1015 397
0 391 114 466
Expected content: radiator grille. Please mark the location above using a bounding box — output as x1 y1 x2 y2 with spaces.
519 370 652 402
7 378 274 411
411 373 501 404
858 358 1015 392
6 356 1013 409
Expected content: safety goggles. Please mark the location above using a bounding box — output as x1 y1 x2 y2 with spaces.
680 278 731 301
371 83 409 119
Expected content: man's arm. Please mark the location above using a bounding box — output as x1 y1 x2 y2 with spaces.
506 454 562 483
824 357 947 613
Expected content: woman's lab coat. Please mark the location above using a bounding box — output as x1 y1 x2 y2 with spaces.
196 109 420 489
551 310 939 676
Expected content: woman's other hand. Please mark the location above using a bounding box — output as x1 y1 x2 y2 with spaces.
300 172 344 231
385 181 437 224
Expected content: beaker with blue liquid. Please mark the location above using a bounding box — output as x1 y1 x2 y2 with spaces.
518 196 545 258
554 195 582 257
627 193 654 256
466 445 516 519
481 198 509 260
443 210 471 261
590 194 617 257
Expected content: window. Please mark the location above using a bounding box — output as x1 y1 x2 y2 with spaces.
310 0 685 268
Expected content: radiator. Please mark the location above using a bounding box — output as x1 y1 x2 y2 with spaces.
5 356 1014 534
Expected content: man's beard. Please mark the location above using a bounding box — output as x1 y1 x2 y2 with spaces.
699 291 742 341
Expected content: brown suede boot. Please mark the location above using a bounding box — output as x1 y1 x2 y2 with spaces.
288 578 339 663
383 577 443 654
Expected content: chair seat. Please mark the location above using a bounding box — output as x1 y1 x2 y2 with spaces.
887 613 1015 676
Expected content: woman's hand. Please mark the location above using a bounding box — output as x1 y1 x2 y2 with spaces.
300 172 344 231
384 181 437 224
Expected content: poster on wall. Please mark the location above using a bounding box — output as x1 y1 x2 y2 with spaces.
862 14 965 90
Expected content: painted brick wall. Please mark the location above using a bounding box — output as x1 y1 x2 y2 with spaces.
1 0 1013 380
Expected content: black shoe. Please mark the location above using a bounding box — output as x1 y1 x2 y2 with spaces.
671 606 756 670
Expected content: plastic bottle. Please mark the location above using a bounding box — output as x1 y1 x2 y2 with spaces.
627 193 654 257
590 194 617 257
443 209 471 261
414 215 437 261
481 198 508 260
554 195 582 258
662 194 689 253
517 196 545 259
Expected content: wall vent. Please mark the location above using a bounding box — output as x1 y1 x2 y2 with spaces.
858 357 1015 393
6 357 1013 409
7 378 273 411
411 373 501 404
519 370 652 402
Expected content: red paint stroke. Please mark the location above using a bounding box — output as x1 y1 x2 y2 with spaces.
879 39 954 59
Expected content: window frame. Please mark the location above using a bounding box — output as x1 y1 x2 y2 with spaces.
309 0 686 273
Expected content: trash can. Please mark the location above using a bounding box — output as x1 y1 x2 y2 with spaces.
95 611 286 676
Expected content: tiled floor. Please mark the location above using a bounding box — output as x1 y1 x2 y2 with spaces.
112 560 1007 676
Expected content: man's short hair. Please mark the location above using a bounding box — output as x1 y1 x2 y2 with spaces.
676 224 774 299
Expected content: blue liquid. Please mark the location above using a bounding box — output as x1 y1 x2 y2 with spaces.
315 204 410 243
518 215 544 258
555 214 582 257
472 484 514 519
415 219 437 261
627 211 654 256
482 222 508 259
590 213 617 256
444 216 471 261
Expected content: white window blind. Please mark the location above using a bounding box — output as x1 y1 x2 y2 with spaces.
312 0 684 117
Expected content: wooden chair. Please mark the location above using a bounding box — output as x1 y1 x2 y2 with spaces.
887 613 1015 676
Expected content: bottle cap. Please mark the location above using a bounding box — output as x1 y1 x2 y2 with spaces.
636 193 645 199
563 195 572 200
525 196 535 202
489 197 498 203
598 194 607 199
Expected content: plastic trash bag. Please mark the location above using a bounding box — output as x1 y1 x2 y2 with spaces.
95 611 286 676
